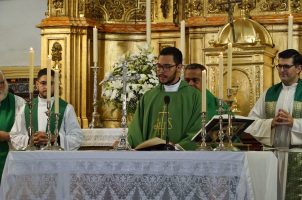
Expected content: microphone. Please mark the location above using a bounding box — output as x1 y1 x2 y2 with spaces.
164 96 172 150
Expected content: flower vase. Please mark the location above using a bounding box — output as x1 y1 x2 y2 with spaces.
101 102 122 128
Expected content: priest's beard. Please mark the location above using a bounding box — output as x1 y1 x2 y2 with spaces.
158 70 179 85
0 82 8 102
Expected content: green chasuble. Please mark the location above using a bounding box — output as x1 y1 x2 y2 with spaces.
128 80 202 150
24 97 68 134
206 89 226 121
265 79 302 118
0 93 15 181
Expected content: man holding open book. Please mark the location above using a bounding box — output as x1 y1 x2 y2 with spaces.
127 47 202 150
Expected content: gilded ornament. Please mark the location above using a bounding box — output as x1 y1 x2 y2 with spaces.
79 0 148 22
208 0 228 13
173 0 179 23
52 0 64 9
51 42 62 63
128 4 147 21
105 1 124 20
185 0 203 18
290 0 301 12
51 42 62 72
161 0 170 18
260 0 288 11
238 0 256 12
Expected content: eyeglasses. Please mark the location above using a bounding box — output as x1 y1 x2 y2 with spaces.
155 63 177 71
38 81 54 86
275 64 295 70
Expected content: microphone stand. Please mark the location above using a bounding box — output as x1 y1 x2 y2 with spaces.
165 103 170 150
164 96 174 150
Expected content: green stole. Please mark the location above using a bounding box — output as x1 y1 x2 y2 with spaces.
25 98 68 134
0 93 15 181
265 79 302 118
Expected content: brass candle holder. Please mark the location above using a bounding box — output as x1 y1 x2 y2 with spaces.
197 112 212 151
214 99 226 151
225 88 239 151
25 92 36 151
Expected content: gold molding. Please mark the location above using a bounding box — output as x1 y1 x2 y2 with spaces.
0 67 40 79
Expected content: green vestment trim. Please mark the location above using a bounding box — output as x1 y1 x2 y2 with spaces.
128 81 203 150
265 79 302 118
25 98 68 134
0 93 15 182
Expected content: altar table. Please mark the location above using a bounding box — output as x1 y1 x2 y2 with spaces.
0 151 277 200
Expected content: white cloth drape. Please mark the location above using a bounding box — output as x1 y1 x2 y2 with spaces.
0 151 277 200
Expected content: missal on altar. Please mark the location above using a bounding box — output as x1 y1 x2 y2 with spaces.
191 114 262 150
135 137 176 151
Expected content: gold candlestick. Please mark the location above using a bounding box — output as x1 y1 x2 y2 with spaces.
197 112 212 151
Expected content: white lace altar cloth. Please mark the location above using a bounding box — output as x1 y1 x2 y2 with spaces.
0 151 277 200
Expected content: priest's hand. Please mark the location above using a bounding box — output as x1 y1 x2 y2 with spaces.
33 131 48 145
0 131 10 142
272 109 293 127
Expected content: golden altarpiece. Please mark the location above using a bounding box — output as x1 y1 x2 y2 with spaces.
35 0 302 127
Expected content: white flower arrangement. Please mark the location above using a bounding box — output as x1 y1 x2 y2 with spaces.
101 46 159 114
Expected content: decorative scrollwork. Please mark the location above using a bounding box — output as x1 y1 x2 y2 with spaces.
238 0 256 12
52 0 64 9
208 0 228 14
105 0 124 20
128 4 147 21
290 0 301 12
173 0 179 23
260 0 288 12
161 0 170 18
79 0 148 22
51 42 62 63
185 0 203 18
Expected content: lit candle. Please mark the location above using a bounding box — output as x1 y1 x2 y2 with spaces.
47 55 52 102
288 14 293 49
219 52 224 99
93 26 98 63
227 43 232 89
202 70 207 112
146 0 151 45
54 70 59 113
29 47 34 93
180 20 186 63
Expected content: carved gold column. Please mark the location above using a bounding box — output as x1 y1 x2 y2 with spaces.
38 0 96 128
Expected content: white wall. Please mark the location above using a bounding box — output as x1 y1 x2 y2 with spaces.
0 0 46 66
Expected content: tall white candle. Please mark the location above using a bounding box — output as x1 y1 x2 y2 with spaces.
47 55 52 102
146 0 151 45
219 52 224 99
93 26 98 63
54 70 59 113
227 43 232 89
288 14 293 49
29 47 34 93
180 20 186 63
202 70 207 112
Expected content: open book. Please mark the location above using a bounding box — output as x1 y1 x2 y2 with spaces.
191 114 259 149
135 137 175 151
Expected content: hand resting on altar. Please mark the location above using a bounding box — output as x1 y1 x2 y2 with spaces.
33 131 56 146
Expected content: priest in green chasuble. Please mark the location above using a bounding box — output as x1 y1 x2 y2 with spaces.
245 49 302 200
184 63 223 121
128 47 202 150
0 71 27 182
